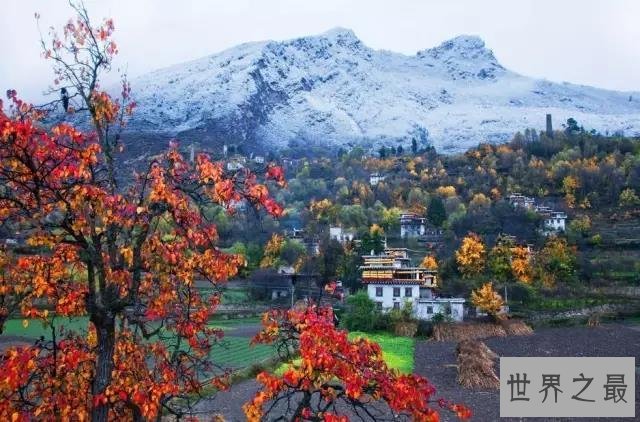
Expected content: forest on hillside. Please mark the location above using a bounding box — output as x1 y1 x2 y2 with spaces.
210 125 640 307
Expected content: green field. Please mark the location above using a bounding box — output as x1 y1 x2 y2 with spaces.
3 317 274 371
3 316 91 338
212 337 276 369
276 331 415 375
4 318 411 374
349 332 415 373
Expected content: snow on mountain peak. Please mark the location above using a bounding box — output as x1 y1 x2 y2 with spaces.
320 27 359 41
127 29 640 153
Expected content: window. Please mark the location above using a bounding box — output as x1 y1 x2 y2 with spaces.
404 287 412 297
376 302 383 310
393 287 401 297
375 287 383 297
393 302 400 310
426 306 433 314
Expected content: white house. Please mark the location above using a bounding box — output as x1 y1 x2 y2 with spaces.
508 193 535 210
329 226 355 245
360 248 464 321
399 213 426 238
543 211 567 233
369 173 386 186
535 206 567 234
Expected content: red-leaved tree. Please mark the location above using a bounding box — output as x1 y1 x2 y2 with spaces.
245 303 471 421
1 3 470 421
0 3 284 421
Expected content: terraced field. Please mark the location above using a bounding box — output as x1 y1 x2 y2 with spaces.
1 316 275 372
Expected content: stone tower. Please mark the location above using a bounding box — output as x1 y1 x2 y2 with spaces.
546 114 553 138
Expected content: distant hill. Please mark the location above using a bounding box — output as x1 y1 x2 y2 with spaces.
124 28 640 153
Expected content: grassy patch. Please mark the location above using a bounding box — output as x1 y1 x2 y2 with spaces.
3 316 90 339
349 331 415 373
274 331 415 375
211 336 276 370
208 317 261 329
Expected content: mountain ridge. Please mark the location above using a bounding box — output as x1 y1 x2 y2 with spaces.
125 28 640 153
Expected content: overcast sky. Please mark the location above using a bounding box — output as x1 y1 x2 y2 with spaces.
2 0 639 102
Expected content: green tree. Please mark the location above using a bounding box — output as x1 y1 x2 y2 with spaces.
619 188 640 207
343 291 379 332
488 236 514 282
360 226 385 255
411 138 418 155
321 239 345 283
535 236 577 286
338 242 362 290
427 196 447 227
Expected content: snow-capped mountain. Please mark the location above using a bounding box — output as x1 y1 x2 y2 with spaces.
128 28 640 153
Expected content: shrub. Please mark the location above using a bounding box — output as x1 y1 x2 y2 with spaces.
342 290 380 332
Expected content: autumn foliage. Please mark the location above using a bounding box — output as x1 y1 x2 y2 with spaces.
471 282 505 318
455 233 486 278
244 304 471 421
420 255 438 270
0 4 285 421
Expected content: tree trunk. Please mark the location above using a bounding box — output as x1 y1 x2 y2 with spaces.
91 316 116 422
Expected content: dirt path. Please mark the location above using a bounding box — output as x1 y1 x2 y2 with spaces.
0 335 32 351
414 324 640 421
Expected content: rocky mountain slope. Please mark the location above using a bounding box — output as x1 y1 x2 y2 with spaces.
127 28 640 153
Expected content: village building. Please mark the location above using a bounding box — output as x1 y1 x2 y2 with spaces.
226 155 246 171
399 213 426 238
507 193 568 235
535 206 567 234
285 228 320 255
253 155 265 164
419 226 445 249
329 226 356 245
360 248 464 321
369 172 386 186
252 272 321 302
507 193 535 210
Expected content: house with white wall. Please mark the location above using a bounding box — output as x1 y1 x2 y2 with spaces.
535 206 567 235
399 213 426 238
329 226 356 245
369 172 386 186
360 248 464 321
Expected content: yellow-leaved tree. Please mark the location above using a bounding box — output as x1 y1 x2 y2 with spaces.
455 233 486 278
471 282 505 319
511 245 533 284
260 234 285 268
420 255 438 270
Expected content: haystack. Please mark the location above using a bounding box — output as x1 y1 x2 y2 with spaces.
587 313 601 327
432 322 506 342
499 319 534 336
456 340 500 389
433 320 533 342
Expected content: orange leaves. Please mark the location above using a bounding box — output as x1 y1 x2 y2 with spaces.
91 90 119 124
247 305 471 421
511 245 532 284
420 255 438 270
0 337 94 421
1 70 284 422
